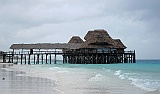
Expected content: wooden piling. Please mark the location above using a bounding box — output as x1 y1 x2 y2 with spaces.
25 55 26 64
28 54 30 65
63 55 65 64
16 55 18 64
46 54 48 64
54 54 56 64
21 54 23 64
37 54 39 64
50 54 51 64
12 53 14 63
41 54 43 64
133 50 136 63
8 55 11 63
34 55 35 64
3 54 6 63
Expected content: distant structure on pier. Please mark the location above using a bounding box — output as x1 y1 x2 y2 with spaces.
1 29 135 64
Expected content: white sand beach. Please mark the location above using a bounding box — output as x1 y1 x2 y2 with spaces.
0 63 159 94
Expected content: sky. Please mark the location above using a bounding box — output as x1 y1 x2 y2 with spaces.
0 0 160 59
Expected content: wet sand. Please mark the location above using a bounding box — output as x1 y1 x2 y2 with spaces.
0 67 59 94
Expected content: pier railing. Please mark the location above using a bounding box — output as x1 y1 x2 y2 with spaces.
1 50 135 55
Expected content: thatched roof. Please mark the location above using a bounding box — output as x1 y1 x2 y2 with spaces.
113 39 127 49
10 43 82 50
84 29 114 45
68 36 84 43
10 29 126 50
82 29 115 48
81 29 126 49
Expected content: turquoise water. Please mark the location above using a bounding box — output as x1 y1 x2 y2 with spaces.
1 60 160 94
36 60 160 92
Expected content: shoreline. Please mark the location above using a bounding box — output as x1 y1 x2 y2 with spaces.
0 65 60 94
1 64 160 94
0 63 13 68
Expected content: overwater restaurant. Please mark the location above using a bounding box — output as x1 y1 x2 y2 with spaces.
2 29 135 64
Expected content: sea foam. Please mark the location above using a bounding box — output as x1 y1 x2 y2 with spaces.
129 77 160 91
114 70 160 92
114 70 122 75
88 74 104 82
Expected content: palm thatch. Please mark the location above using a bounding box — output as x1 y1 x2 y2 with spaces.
81 29 115 48
10 43 82 50
10 29 126 50
113 39 127 49
68 36 84 43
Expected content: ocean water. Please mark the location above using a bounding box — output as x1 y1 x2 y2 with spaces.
1 60 160 94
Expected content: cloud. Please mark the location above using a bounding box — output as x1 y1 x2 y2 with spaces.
0 0 160 59
0 0 107 27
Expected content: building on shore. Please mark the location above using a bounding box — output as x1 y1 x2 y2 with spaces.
2 29 135 64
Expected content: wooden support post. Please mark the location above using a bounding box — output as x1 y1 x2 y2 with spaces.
28 54 30 65
70 56 72 64
16 55 18 64
101 55 103 64
41 54 43 64
133 50 136 63
107 54 109 64
129 54 131 63
12 50 14 63
122 54 124 63
21 54 23 65
25 55 26 64
104 54 106 64
34 55 35 64
131 54 133 63
67 56 69 63
37 54 39 64
64 55 66 64
12 55 14 63
63 55 65 64
124 54 127 63
50 54 51 64
46 54 48 64
68 56 70 63
54 54 56 64
103 54 105 64
3 54 6 63
8 54 11 63
116 53 118 63
100 55 102 64
96 54 98 64
91 55 93 64
75 55 77 64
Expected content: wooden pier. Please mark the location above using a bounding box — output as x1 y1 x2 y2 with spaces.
1 50 135 65
1 29 136 64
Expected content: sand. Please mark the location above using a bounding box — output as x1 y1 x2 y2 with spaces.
0 64 59 94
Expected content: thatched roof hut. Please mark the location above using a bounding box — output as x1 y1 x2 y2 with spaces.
68 36 84 43
10 29 126 51
81 29 126 49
